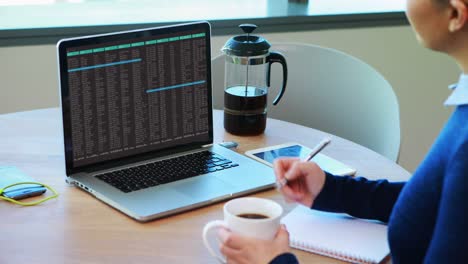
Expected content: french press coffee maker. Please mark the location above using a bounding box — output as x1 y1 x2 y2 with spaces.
222 24 288 135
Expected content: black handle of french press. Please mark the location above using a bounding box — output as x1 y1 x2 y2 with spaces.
239 24 257 34
267 51 288 105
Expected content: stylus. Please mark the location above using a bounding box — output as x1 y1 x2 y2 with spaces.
276 137 331 189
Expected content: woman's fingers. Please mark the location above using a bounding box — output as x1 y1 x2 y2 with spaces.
220 242 241 261
273 158 300 182
283 161 308 182
218 228 248 250
279 184 304 201
276 225 290 244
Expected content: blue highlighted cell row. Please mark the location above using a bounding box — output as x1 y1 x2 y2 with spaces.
67 33 206 57
146 80 206 93
68 58 142 72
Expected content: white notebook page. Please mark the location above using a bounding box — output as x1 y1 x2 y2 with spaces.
281 205 389 264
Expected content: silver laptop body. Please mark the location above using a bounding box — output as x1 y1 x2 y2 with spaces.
57 22 275 222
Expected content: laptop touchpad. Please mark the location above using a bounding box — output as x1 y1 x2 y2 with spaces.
173 175 236 201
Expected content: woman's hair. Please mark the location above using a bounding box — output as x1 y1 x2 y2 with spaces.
432 0 450 8
435 0 468 5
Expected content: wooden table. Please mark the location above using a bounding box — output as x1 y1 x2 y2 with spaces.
0 108 410 264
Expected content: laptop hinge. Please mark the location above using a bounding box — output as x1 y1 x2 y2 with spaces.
202 143 214 148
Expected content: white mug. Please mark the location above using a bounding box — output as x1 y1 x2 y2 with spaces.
202 197 283 263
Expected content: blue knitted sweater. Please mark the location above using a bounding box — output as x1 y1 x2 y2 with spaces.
271 105 468 264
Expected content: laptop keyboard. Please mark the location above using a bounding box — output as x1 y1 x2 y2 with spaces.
95 151 239 193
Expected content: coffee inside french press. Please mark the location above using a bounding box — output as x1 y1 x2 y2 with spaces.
221 24 287 135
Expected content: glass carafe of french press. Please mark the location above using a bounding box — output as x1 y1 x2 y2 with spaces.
222 24 287 135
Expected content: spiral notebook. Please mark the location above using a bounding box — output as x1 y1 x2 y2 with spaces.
281 205 389 264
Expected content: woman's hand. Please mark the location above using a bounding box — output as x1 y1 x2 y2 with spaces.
218 225 291 264
274 158 326 207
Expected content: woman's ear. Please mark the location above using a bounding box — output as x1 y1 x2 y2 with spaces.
449 0 468 32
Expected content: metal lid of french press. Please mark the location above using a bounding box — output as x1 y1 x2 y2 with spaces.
222 24 271 57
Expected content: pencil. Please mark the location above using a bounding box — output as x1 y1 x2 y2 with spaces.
276 138 331 189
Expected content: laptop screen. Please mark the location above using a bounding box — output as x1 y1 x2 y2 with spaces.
57 22 213 173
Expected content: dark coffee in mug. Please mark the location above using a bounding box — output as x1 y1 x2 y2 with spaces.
224 86 267 135
237 213 269 219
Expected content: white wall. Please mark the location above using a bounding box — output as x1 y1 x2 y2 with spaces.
0 25 459 173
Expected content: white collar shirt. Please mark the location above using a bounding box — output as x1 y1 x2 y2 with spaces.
444 74 468 106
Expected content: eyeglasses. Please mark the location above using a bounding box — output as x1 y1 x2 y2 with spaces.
0 182 58 206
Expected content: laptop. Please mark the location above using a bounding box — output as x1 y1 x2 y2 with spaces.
56 21 275 222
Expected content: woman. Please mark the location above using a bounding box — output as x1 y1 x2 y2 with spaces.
218 0 468 263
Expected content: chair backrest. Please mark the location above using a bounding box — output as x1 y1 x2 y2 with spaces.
212 43 400 162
